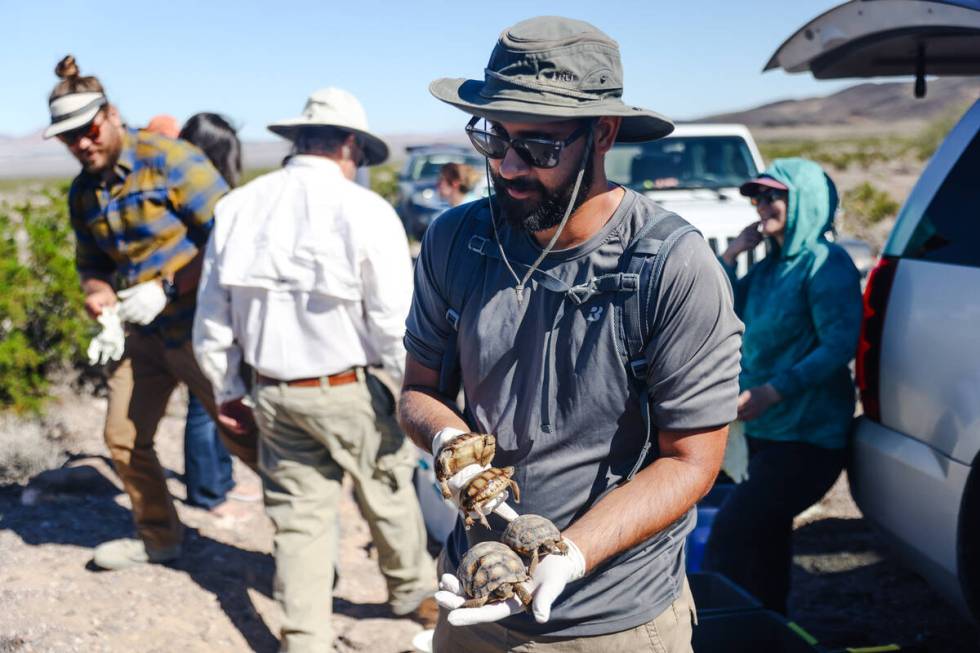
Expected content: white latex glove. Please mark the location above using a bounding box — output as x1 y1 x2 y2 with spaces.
86 305 125 366
435 537 586 625
117 280 168 325
722 420 750 483
432 427 518 525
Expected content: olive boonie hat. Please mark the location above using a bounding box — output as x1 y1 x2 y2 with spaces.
430 16 674 143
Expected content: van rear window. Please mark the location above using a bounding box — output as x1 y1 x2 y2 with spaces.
902 132 980 267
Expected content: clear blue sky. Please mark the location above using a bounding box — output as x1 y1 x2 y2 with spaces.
3 0 863 141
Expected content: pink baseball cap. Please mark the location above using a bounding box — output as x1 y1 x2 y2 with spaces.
740 175 788 197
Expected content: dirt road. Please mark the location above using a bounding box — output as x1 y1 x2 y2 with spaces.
0 388 977 652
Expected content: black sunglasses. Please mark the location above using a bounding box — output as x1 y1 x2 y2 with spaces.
751 188 788 206
465 116 590 169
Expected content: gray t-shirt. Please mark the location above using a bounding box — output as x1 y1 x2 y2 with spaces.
406 189 743 636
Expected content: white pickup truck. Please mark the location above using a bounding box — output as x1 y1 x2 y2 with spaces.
604 123 767 275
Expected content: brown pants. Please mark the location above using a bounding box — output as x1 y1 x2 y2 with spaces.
433 577 696 653
104 331 257 550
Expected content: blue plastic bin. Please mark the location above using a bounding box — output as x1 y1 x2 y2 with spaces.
689 572 762 616
693 609 820 653
686 483 734 572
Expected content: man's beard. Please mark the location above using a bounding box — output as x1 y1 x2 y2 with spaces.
491 160 594 233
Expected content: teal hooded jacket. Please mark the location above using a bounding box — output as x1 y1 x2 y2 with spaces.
725 158 863 450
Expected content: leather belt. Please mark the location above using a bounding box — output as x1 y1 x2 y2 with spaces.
255 369 359 388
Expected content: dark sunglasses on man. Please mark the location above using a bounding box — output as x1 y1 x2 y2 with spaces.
465 116 590 169
57 112 104 146
751 188 788 206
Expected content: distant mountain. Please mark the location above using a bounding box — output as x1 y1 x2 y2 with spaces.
700 78 979 128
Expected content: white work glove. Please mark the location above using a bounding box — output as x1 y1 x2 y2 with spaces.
433 427 519 524
86 305 125 366
435 536 586 625
117 280 168 325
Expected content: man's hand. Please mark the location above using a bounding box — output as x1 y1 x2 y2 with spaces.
737 383 782 421
434 537 586 626
83 286 118 320
433 428 517 525
218 398 257 437
117 280 168 325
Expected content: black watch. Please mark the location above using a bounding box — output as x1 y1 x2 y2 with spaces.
161 278 179 302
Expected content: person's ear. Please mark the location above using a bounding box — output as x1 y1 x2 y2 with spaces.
593 117 621 155
341 133 358 161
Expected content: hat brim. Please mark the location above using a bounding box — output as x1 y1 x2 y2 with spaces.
430 78 674 143
43 104 102 139
740 175 789 197
267 120 389 167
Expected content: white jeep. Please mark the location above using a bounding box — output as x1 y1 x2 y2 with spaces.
604 123 767 275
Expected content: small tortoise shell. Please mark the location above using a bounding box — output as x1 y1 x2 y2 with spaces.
457 541 532 609
461 466 521 529
435 433 495 498
501 514 568 573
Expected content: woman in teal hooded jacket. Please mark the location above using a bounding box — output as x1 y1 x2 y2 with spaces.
703 158 863 613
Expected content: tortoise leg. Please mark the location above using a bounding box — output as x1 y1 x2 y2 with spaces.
476 505 491 529
529 549 539 575
462 595 488 608
556 540 569 555
439 479 452 499
508 479 521 504
463 513 474 530
513 584 533 609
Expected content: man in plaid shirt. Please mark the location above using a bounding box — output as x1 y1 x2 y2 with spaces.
45 55 257 570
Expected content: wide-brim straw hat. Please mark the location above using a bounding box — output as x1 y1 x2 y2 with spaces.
430 16 674 143
268 87 389 166
43 92 107 139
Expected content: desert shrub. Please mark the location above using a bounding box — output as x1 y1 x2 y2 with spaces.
369 163 400 206
910 104 970 161
0 187 91 413
842 182 900 225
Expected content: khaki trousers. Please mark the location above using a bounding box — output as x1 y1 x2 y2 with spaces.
433 577 696 653
104 331 258 551
255 369 435 653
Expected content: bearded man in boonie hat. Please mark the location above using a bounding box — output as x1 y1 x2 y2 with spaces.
399 16 744 653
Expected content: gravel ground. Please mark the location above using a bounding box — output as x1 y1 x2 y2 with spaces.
1 387 978 652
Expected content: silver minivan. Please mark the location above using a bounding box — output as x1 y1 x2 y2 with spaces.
768 0 980 621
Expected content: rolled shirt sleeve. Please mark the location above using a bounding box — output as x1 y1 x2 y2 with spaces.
645 233 744 431
192 230 247 405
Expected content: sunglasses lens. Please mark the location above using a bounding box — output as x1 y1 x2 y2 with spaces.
514 140 560 168
467 130 508 159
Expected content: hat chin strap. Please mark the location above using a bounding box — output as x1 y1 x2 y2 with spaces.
487 124 595 304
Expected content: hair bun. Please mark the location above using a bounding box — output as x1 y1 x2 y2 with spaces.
55 55 79 80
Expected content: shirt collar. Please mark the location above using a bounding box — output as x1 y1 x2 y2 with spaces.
286 154 344 176
113 129 138 178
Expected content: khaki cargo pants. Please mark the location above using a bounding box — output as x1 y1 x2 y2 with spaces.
104 331 258 551
255 368 435 653
433 576 697 653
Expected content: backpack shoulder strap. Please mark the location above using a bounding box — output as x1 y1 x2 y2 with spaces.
618 209 700 481
437 198 493 397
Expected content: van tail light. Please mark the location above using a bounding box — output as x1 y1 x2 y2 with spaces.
856 256 899 422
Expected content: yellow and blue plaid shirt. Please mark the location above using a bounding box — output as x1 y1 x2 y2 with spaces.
68 128 228 346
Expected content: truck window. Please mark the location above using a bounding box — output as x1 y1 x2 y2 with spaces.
902 131 980 268
605 136 759 191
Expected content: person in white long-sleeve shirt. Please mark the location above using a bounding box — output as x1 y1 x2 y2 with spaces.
193 87 436 653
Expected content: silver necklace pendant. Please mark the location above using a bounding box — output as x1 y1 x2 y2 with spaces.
515 285 525 304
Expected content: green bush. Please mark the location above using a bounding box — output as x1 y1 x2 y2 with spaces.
0 187 91 413
370 163 400 206
842 182 900 225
